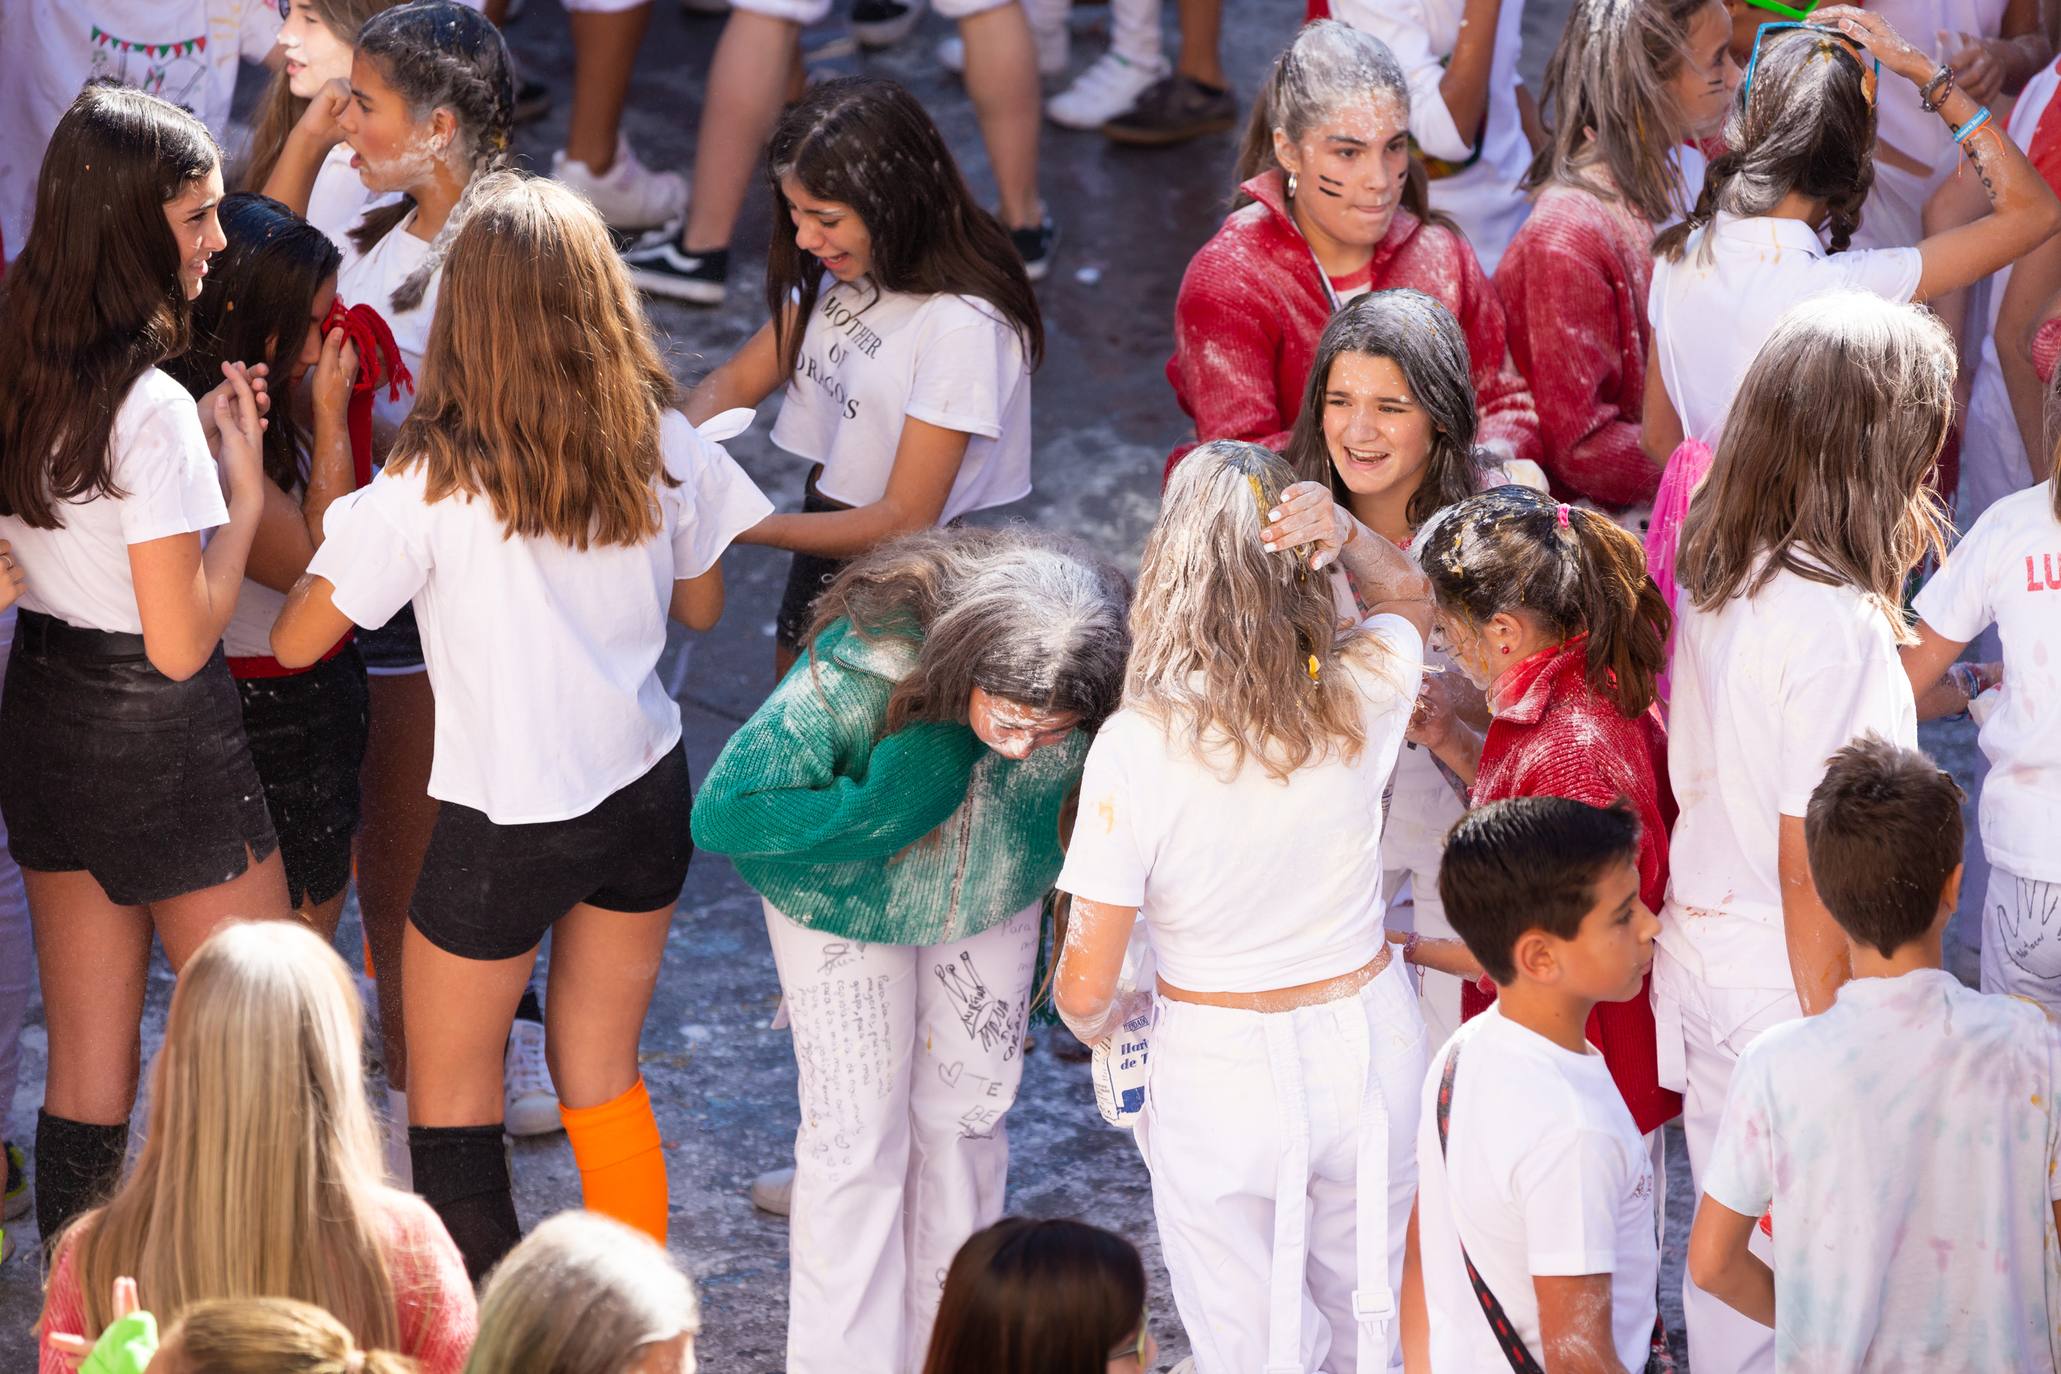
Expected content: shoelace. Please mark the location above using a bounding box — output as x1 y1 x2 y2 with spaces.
506 1023 552 1094
320 296 414 489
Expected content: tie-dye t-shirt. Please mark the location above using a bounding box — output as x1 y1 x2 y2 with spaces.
1703 969 2061 1372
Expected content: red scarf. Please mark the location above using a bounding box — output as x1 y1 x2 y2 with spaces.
227 298 414 680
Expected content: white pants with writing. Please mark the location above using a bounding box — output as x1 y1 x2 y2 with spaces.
764 898 1040 1374
1979 865 2061 1015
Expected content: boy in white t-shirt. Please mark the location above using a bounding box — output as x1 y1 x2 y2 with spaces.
1689 736 2061 1373
1404 795 1663 1374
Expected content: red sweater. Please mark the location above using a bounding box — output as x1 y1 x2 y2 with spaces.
1461 637 1683 1136
1164 170 1541 477
1493 183 1661 511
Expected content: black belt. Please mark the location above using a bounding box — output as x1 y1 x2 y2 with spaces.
14 609 149 660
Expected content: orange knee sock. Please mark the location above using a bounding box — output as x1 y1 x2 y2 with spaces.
560 1077 667 1244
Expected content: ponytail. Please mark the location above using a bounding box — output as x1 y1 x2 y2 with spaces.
1561 506 1669 716
1652 146 1734 261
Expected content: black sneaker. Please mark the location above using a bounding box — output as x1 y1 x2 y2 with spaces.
852 0 925 49
514 76 552 126
1101 74 1238 147
622 233 729 306
1010 217 1056 283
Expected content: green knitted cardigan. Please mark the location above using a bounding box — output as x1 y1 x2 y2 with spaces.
691 616 1087 946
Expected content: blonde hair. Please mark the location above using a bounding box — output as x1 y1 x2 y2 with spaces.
1677 292 1952 638
465 1212 699 1374
390 172 678 548
1128 440 1398 781
53 922 410 1349
163 1297 416 1374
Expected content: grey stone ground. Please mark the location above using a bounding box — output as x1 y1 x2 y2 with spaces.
0 1 1989 1367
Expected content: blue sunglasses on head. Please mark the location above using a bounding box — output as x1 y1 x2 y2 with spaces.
1742 21 1880 105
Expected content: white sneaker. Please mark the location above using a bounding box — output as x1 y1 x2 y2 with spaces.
552 136 687 232
384 1087 413 1190
504 1017 563 1138
1047 51 1170 129
748 1165 795 1216
935 21 1068 77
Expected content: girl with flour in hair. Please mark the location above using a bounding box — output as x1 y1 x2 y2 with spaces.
692 527 1128 1374
273 173 772 1280
1659 292 1954 1374
0 86 284 1251
1056 441 1439 1373
1495 0 1736 515
1166 21 1540 477
1284 288 1526 1045
685 77 1043 680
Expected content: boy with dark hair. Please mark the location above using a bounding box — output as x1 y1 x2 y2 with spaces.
1401 796 1662 1373
1689 734 2061 1372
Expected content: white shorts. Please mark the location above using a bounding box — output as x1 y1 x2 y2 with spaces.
563 0 655 11
731 0 1011 24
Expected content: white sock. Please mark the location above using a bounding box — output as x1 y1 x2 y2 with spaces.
385 1087 413 1190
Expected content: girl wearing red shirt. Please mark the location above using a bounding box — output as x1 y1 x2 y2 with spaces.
1492 0 1735 513
1409 485 1680 1139
1164 20 1539 478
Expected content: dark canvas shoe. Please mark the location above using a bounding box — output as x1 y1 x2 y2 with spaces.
1010 217 1057 283
1101 74 1238 146
852 0 925 49
622 234 730 307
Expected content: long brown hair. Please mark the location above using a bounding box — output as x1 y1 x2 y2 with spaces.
1654 23 1877 261
389 172 677 548
1524 0 1714 225
51 922 409 1350
1284 289 1486 530
1232 20 1440 225
804 526 1131 734
241 0 401 192
764 76 1043 382
1416 486 1670 715
920 1219 1147 1374
1676 291 1952 636
348 2 513 312
0 85 217 528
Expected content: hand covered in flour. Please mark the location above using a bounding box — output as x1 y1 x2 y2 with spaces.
1261 480 1357 571
1406 671 1462 752
1812 7 1930 85
1944 33 2006 105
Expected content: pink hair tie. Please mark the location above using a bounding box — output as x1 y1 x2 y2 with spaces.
1555 502 1572 528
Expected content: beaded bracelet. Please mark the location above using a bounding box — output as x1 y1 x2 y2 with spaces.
1920 63 1956 112
1955 107 1994 143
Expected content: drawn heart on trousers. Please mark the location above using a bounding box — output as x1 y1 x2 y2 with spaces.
938 1061 964 1087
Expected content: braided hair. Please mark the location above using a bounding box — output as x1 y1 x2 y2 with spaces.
348 1 513 311
1654 24 1877 261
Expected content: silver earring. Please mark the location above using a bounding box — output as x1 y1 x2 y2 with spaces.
1286 172 1299 199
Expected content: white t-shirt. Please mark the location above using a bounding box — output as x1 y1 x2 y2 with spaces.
0 369 227 635
1648 213 1923 446
306 142 399 250
1703 969 2061 1373
335 210 438 442
768 279 1032 524
1056 615 1424 993
1913 483 2061 881
0 0 281 260
1661 564 1918 988
1415 1007 1661 1374
307 410 774 823
1332 0 1531 271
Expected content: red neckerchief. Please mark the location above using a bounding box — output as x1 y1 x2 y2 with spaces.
321 296 414 488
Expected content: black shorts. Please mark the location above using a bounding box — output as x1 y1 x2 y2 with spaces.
356 600 425 676
0 611 279 906
773 467 852 653
409 740 694 961
235 645 371 909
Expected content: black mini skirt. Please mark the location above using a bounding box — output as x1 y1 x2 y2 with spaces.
0 611 279 906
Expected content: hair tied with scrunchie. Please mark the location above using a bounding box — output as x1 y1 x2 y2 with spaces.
1555 502 1572 529
344 1353 365 1373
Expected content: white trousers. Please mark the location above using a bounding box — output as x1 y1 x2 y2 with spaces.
765 900 1041 1374
1979 865 2061 1015
1652 947 1796 1374
1144 954 1426 1374
1382 869 1461 1049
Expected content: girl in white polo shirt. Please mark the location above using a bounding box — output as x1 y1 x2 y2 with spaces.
685 76 1040 678
1659 292 1954 1374
272 173 772 1281
1056 441 1435 1374
0 86 282 1249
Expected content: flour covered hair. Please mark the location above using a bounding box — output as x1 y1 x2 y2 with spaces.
466 1212 699 1374
1676 291 1951 637
1233 20 1438 223
1526 0 1717 225
1655 23 1877 259
805 526 1131 734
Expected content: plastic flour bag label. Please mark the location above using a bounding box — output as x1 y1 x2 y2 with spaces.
1091 927 1155 1129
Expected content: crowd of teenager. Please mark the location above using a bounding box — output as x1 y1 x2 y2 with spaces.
3 0 2061 1370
